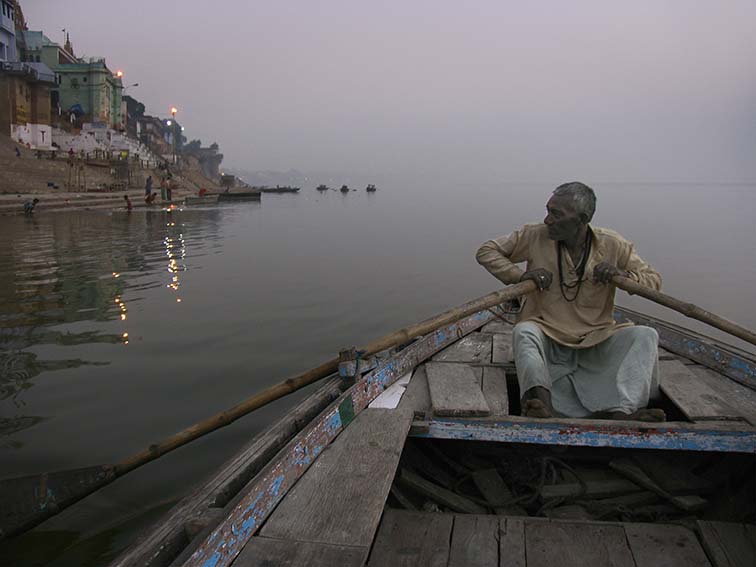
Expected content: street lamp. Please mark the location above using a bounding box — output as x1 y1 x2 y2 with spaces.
169 107 178 165
116 70 124 78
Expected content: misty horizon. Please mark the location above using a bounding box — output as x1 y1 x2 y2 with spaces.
23 1 756 184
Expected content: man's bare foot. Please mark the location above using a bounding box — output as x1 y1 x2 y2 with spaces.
522 399 553 418
607 408 666 422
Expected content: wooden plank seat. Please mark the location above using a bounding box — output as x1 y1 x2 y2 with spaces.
432 332 492 364
660 359 743 422
426 362 491 417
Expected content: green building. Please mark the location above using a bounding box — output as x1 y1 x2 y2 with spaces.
21 31 122 128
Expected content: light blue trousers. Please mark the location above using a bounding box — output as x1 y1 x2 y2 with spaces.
513 322 660 417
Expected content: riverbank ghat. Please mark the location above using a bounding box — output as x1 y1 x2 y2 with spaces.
0 136 222 213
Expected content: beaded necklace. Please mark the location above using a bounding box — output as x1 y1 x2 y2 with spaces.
556 228 593 302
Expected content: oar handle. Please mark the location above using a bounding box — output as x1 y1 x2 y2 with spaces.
612 276 756 347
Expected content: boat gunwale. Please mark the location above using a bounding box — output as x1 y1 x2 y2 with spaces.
615 306 756 390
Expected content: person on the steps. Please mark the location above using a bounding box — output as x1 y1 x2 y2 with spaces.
23 198 39 214
124 194 133 212
476 182 665 422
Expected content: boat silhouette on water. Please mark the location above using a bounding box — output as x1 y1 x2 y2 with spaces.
366 184 377 192
258 186 300 194
340 184 350 193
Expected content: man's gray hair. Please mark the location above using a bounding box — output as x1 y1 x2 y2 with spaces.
553 181 596 223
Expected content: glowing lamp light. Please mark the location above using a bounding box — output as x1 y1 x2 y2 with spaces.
170 106 178 117
166 120 172 126
116 70 124 78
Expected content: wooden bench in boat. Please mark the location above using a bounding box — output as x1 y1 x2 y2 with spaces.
110 307 756 567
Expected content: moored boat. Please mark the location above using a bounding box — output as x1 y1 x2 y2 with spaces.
184 195 220 205
216 190 261 201
104 293 756 567
366 184 377 192
258 186 300 194
316 184 330 192
340 184 350 193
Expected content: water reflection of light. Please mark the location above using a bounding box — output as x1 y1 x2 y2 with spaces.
113 285 129 343
164 219 187 304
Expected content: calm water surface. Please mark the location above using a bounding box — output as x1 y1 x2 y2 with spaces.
1 182 754 565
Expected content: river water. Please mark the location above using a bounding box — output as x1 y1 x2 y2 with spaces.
1 181 754 565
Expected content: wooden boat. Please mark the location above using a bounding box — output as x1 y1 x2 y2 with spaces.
340 184 350 193
316 184 330 192
184 195 220 205
259 186 300 194
216 190 261 202
109 302 756 567
366 184 377 192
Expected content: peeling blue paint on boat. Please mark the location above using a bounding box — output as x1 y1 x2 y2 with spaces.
729 357 756 379
615 307 756 387
200 551 221 567
411 419 756 454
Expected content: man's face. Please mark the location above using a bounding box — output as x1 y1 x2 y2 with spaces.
544 194 585 241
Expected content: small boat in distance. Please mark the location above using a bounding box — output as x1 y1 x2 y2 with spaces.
340 184 350 193
366 184 377 192
316 184 330 192
258 185 300 194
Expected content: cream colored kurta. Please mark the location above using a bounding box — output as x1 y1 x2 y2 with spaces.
476 224 662 348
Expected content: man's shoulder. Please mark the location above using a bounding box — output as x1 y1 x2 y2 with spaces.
592 226 632 247
518 223 548 237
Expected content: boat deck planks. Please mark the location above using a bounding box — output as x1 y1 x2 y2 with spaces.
525 520 636 567
499 518 527 567
448 514 500 567
660 359 743 422
689 366 756 426
492 330 514 364
233 536 365 567
481 319 515 334
367 509 453 567
696 521 756 567
258 408 413 548
397 366 431 415
426 362 491 417
368 511 718 566
431 332 492 363
481 366 509 417
624 523 712 567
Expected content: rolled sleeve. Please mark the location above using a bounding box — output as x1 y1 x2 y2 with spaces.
476 229 530 285
621 244 662 291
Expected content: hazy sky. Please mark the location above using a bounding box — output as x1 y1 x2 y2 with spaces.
23 1 756 182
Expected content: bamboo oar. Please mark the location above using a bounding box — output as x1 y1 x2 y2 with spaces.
613 275 756 347
0 280 537 540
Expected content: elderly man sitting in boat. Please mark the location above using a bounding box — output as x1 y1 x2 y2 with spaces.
476 182 666 422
